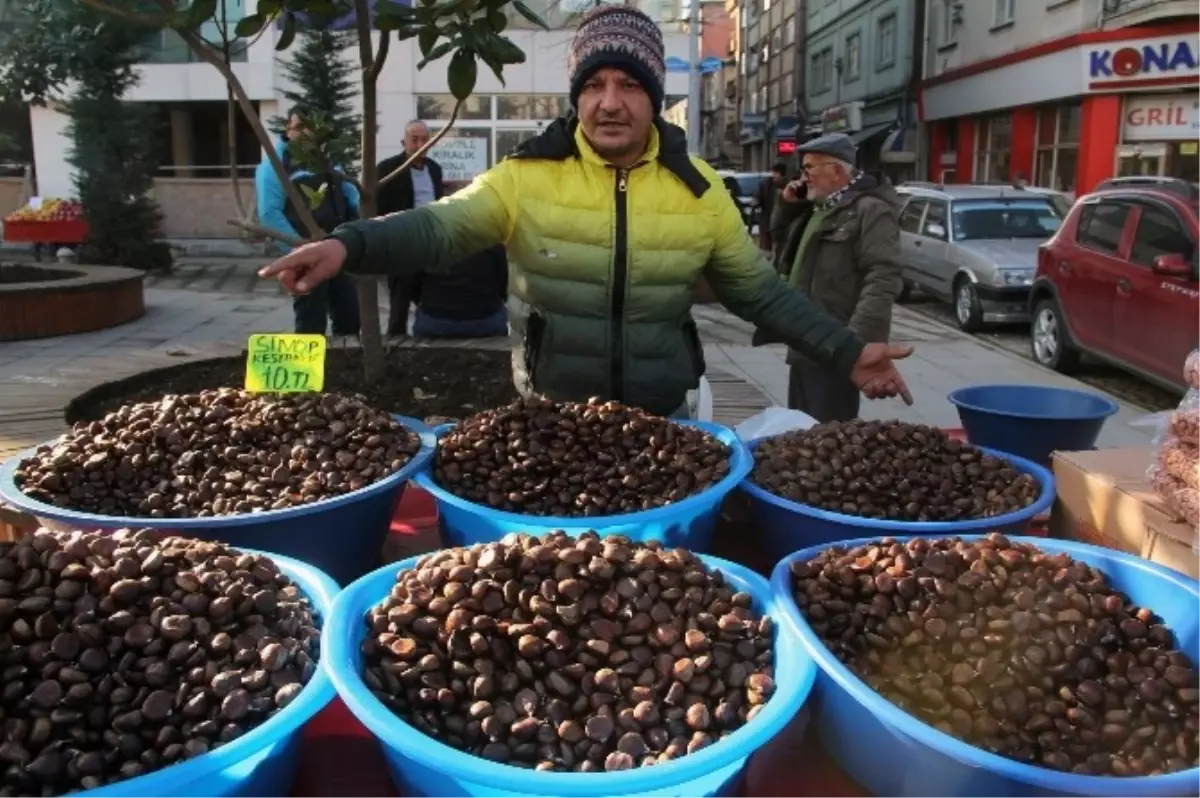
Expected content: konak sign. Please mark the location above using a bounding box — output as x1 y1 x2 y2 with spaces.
1085 33 1199 92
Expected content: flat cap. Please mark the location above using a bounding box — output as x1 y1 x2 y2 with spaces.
797 133 857 165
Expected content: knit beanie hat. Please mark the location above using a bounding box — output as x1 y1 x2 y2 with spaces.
567 5 666 114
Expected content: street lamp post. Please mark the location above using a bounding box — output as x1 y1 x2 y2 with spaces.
686 0 701 155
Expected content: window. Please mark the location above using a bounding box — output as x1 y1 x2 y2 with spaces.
923 201 949 238
427 126 492 183
495 129 538 160
811 48 833 92
1033 104 1080 192
417 95 491 120
781 73 794 106
1077 202 1132 255
993 0 1014 26
899 199 927 233
845 33 862 81
1131 204 1195 267
876 14 897 69
939 0 957 46
784 15 796 46
768 80 779 109
496 95 569 120
975 114 1012 183
951 200 1063 241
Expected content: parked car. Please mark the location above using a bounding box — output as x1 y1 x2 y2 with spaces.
894 184 1067 331
1028 176 1199 394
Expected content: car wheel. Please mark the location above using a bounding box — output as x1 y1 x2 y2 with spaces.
1030 298 1081 374
953 277 983 333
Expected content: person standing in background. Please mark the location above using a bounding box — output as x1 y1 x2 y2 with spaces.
377 120 445 336
256 106 361 336
756 162 787 252
411 244 509 338
759 133 903 423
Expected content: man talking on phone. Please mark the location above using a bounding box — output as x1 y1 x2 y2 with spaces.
757 133 904 422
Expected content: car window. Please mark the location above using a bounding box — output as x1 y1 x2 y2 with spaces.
950 199 1063 240
899 199 927 234
1130 203 1195 268
923 201 948 239
1077 202 1131 255
736 174 770 196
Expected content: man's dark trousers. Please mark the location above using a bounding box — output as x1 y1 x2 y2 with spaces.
293 272 360 335
787 362 860 423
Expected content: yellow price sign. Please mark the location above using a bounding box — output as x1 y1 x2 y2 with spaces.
244 334 326 393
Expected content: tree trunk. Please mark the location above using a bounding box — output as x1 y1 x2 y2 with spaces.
353 0 386 385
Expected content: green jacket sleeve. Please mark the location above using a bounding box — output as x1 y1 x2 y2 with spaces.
702 177 865 378
328 160 517 276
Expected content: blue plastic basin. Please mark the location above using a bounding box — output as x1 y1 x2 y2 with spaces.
0 416 437 587
738 438 1056 562
948 384 1120 467
414 420 752 551
770 534 1200 797
325 552 817 797
79 549 338 797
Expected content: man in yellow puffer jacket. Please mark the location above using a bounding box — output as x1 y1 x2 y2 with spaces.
261 5 913 418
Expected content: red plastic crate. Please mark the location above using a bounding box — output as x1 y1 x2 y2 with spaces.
2 218 89 244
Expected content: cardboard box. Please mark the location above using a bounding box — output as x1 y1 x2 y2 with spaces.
1051 448 1198 579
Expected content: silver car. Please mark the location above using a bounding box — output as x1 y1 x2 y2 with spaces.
895 184 1067 332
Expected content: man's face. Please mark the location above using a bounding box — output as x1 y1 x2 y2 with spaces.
576 67 654 165
801 154 850 201
772 169 785 185
404 123 431 163
285 114 309 143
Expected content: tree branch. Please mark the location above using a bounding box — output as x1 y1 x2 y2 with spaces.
377 99 461 189
228 219 305 247
174 28 324 239
366 28 390 82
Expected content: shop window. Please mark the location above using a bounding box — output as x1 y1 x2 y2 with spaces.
899 199 927 233
417 95 492 121
975 113 1011 183
427 126 492 184
844 32 861 81
1034 104 1080 192
1169 142 1200 184
495 129 538 161
1130 203 1194 268
496 96 569 121
1076 202 1131 255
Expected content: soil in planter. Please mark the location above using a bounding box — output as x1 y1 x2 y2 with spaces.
66 347 518 424
0 263 82 284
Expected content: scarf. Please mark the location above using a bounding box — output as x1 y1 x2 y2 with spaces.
814 169 867 210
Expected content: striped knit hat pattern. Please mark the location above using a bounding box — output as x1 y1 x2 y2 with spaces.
567 5 666 114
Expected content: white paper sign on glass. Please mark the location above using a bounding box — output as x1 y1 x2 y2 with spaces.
428 136 490 183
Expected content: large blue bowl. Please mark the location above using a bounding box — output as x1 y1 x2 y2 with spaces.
79 549 338 797
414 420 752 551
0 416 437 587
738 438 1055 562
325 551 817 797
948 384 1120 467
770 534 1200 797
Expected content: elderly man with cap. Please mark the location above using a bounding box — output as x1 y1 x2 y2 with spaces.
259 5 913 418
758 133 904 423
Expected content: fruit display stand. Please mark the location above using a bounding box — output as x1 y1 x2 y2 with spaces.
3 199 89 260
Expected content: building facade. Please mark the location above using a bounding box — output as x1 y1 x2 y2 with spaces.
14 1 691 238
802 0 923 183
737 0 801 170
920 0 1199 193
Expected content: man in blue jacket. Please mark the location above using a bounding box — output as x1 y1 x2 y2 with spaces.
256 108 362 336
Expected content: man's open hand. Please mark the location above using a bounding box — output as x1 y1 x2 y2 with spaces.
850 343 914 404
258 239 348 294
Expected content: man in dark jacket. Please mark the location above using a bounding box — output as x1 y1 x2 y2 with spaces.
412 245 509 338
755 162 786 251
377 120 445 335
761 133 903 422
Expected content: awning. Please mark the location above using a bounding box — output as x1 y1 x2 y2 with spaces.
849 122 895 146
774 115 800 139
880 125 917 163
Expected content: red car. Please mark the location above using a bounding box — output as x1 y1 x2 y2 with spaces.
1028 177 1199 394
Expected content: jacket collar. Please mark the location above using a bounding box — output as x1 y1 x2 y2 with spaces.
511 114 710 198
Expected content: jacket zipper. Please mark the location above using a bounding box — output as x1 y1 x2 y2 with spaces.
611 168 630 402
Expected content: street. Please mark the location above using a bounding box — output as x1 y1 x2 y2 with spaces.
899 293 1182 413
